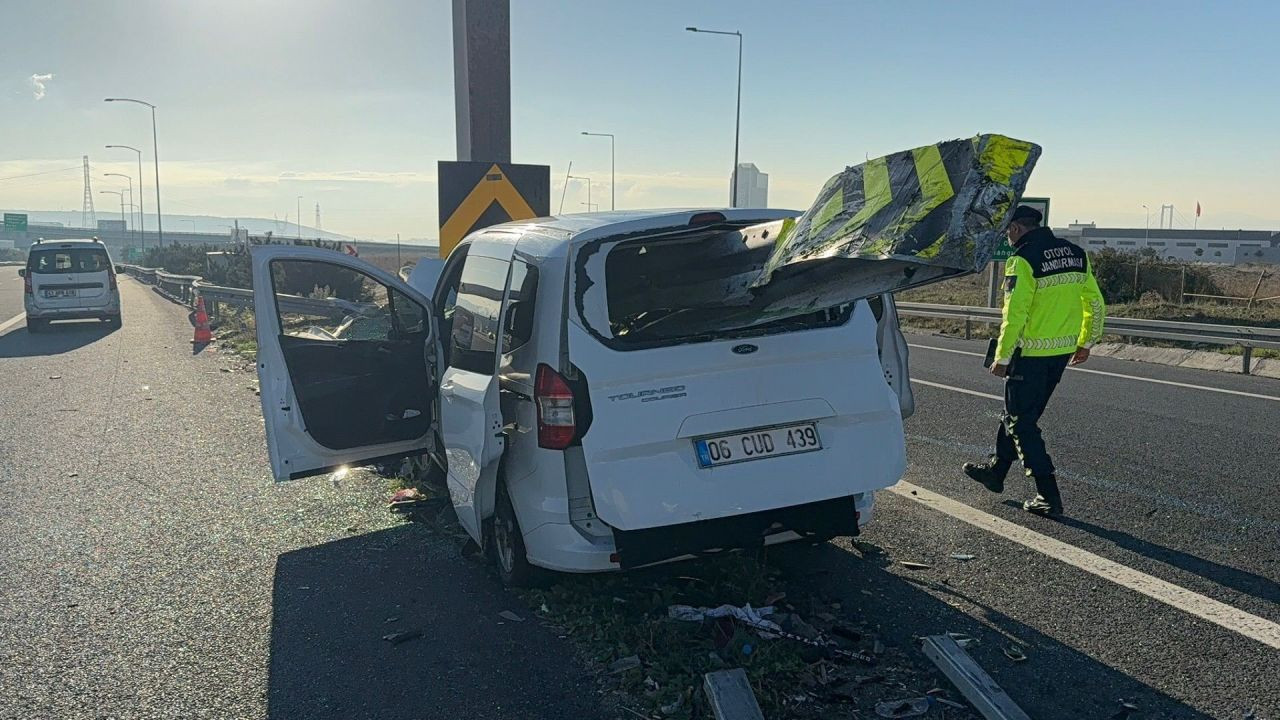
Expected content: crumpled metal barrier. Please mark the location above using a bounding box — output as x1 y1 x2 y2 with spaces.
745 133 1040 317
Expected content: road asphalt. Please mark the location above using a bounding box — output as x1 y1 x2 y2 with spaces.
0 276 610 720
2 272 1276 719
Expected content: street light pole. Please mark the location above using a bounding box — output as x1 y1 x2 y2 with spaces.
106 145 145 251
580 132 615 210
104 172 134 249
100 191 126 240
686 27 743 208
568 175 591 213
104 99 164 247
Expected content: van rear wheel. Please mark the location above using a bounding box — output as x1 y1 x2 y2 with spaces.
492 481 538 587
26 319 44 333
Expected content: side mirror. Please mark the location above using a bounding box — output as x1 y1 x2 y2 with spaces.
115 265 124 274
17 269 25 277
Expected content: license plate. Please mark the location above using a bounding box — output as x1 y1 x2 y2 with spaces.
44 289 76 298
695 422 822 468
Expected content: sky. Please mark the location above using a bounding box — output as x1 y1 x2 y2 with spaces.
3 0 1278 242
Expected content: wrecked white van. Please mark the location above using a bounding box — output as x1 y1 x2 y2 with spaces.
252 209 912 583
252 134 1039 583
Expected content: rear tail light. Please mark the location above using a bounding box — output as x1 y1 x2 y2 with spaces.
688 211 727 226
23 274 32 294
535 363 576 449
109 271 118 291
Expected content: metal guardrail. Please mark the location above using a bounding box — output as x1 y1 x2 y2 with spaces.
121 264 377 321
192 280 364 319
897 301 1280 374
121 264 203 307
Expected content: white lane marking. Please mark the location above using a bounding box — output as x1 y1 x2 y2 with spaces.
889 481 1280 650
910 343 1280 403
0 313 25 334
911 378 1002 401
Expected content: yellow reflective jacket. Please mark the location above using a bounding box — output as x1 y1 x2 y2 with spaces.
995 227 1106 364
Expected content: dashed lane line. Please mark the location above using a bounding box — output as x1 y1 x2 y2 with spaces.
889 480 1280 650
909 343 1280 402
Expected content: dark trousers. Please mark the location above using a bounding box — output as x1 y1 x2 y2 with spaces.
993 353 1072 501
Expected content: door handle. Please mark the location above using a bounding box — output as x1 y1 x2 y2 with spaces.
440 380 456 391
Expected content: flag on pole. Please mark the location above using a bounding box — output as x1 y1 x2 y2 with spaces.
1196 202 1201 217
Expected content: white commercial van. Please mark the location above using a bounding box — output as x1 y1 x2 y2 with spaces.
20 238 123 331
253 209 913 584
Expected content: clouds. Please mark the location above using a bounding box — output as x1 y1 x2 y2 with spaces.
29 73 53 100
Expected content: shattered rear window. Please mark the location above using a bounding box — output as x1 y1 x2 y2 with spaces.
600 234 852 349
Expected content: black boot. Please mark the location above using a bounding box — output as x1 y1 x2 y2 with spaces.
963 459 1008 493
1023 475 1064 516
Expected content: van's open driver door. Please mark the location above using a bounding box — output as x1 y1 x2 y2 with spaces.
251 245 438 481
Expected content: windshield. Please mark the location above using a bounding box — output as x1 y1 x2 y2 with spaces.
28 248 110 274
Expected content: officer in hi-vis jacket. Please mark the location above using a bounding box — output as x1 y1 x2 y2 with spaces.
964 205 1106 516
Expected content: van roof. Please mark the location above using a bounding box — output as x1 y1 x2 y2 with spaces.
474 208 799 258
31 238 105 248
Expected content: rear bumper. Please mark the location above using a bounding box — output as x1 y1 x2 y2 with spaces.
25 301 119 320
525 493 873 572
613 494 861 569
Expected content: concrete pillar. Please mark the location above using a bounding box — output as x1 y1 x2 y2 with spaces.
453 0 511 163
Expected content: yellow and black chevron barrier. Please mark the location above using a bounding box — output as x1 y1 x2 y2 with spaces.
747 133 1040 315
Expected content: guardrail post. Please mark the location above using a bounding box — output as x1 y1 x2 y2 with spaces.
1242 346 1253 375
964 318 973 340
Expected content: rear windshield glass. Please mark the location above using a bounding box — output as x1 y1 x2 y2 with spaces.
598 233 852 349
28 248 110 274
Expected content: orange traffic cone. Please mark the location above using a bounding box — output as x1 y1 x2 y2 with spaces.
193 297 213 343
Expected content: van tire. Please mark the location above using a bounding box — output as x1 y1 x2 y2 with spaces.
492 481 538 587
26 319 44 333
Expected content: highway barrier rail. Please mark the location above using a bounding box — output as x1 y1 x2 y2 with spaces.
119 265 1277 375
120 264 369 322
896 301 1280 374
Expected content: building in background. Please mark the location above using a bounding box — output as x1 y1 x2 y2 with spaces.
733 163 769 208
1057 224 1280 265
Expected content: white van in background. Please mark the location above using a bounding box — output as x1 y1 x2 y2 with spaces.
252 209 913 584
20 239 122 332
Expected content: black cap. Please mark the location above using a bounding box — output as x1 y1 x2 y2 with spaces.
1011 205 1043 225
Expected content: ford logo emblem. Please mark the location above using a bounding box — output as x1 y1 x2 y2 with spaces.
732 344 759 355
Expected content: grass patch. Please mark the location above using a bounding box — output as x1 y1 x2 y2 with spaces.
213 305 258 359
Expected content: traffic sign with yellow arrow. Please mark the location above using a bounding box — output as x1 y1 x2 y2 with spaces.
438 161 549 257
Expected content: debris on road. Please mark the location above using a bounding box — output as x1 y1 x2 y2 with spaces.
703 668 764 720
1002 644 1027 662
922 634 1031 720
48 375 62 380
900 561 933 570
949 553 977 561
667 603 783 635
380 630 423 645
498 610 524 623
1110 699 1141 719
608 655 642 674
875 697 933 718
388 487 440 513
947 632 978 649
